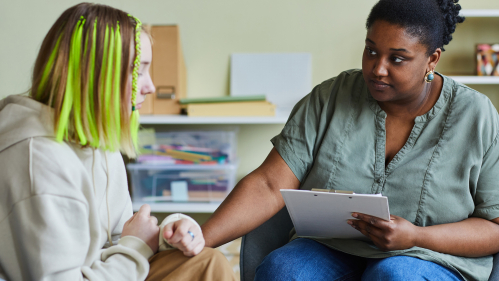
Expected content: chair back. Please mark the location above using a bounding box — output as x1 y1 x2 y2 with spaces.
239 207 293 281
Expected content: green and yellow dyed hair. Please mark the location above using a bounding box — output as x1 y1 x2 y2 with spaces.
31 3 142 157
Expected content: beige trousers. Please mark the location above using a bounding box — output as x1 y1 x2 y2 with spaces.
146 248 237 281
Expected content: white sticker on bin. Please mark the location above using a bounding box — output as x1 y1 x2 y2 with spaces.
171 181 189 202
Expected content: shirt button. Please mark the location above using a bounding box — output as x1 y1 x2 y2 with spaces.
376 178 382 183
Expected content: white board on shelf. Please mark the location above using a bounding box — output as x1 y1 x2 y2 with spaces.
230 53 312 110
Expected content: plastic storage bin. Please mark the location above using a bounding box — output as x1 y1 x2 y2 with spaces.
127 162 237 203
139 130 237 165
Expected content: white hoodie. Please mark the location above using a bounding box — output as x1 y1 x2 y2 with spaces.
0 95 197 281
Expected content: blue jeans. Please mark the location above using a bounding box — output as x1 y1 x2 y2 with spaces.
254 238 464 281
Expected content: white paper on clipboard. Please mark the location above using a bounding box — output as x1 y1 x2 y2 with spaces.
280 189 390 240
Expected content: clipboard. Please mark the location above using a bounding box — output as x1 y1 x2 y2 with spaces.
280 189 390 240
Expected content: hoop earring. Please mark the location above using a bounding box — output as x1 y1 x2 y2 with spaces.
424 70 435 83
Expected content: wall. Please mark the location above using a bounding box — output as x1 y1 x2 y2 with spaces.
2 0 499 184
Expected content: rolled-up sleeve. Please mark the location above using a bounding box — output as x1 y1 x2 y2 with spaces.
271 81 330 182
473 131 499 220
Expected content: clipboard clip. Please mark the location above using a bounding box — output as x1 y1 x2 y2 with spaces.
311 188 355 194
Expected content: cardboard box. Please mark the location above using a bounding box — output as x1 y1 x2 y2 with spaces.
139 25 187 115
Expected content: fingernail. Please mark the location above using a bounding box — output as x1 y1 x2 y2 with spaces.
347 220 353 225
352 213 358 218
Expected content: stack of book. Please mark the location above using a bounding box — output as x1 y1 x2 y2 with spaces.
179 95 276 117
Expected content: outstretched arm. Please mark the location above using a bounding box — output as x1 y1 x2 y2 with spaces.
202 148 300 248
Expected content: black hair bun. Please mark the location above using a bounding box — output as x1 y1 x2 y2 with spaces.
436 0 465 47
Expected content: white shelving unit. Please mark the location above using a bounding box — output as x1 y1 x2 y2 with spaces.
137 110 290 213
445 10 499 85
448 76 499 84
139 109 291 124
133 202 221 213
137 110 291 213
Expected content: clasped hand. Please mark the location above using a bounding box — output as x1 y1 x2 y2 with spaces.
163 218 205 257
122 204 204 256
348 213 419 251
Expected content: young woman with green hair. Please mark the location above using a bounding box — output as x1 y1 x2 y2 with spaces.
0 3 235 281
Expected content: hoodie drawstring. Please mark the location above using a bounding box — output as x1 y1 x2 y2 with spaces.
91 149 97 195
91 149 113 247
104 151 113 246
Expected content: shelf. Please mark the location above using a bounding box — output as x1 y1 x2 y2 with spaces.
139 109 291 124
460 9 499 17
448 9 499 85
448 76 499 84
133 202 221 213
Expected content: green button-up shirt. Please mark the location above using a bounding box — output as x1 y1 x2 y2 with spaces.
272 69 499 281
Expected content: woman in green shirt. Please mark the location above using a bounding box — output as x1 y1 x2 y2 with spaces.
203 0 499 280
